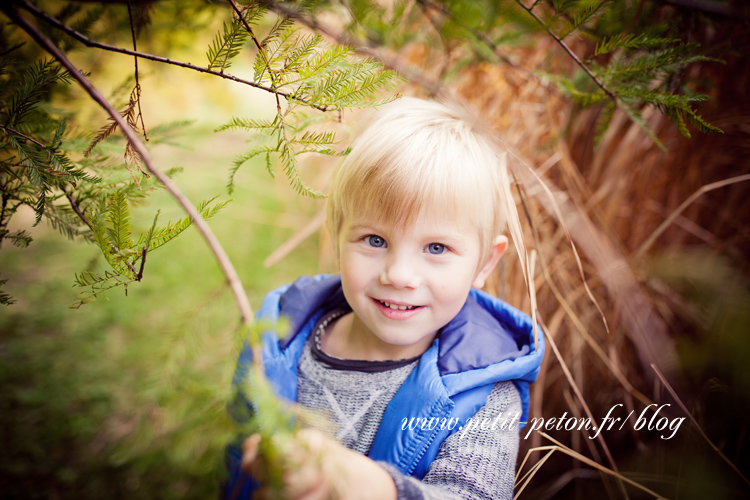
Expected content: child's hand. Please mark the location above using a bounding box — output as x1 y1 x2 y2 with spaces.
241 429 396 500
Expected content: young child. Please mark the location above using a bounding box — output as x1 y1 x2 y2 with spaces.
225 97 544 500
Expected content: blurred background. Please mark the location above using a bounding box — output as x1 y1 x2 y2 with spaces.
1 1 749 499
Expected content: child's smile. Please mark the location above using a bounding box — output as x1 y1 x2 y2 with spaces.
372 297 424 319
325 208 503 362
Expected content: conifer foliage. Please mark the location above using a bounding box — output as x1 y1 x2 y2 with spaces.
215 2 400 197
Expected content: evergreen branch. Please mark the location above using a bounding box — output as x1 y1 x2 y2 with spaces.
215 117 276 132
206 19 249 72
106 190 133 252
226 146 276 194
138 197 229 251
594 33 679 57
3 3 255 325
514 0 617 102
0 277 16 306
227 0 265 54
83 101 135 157
416 0 559 95
621 104 666 152
15 0 330 113
558 1 606 40
259 0 444 97
71 269 137 308
0 123 46 148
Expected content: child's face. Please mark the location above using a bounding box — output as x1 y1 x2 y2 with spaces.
336 208 492 360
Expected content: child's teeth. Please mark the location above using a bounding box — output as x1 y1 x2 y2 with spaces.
382 301 413 310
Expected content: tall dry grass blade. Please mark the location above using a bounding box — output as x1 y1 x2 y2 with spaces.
542 323 627 497
524 157 610 334
515 160 678 379
535 433 669 499
264 210 326 268
636 174 750 257
528 249 538 353
514 448 557 500
651 363 750 488
538 241 652 407
562 388 602 462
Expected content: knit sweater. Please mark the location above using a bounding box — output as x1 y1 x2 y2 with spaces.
299 320 521 500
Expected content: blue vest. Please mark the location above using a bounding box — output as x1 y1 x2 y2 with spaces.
227 275 544 494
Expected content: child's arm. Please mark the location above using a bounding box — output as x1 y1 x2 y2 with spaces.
242 429 397 500
241 381 520 500
380 381 521 500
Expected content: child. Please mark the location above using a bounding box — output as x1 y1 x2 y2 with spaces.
225 97 544 500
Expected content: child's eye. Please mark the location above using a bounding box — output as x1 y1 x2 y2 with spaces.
426 243 446 255
366 235 387 248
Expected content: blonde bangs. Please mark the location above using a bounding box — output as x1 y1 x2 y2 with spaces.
327 98 507 264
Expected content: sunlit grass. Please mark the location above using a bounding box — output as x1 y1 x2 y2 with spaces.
0 117 324 497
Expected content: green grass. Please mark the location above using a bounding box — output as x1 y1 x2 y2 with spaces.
0 121 324 498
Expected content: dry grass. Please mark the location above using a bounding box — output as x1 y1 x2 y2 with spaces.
261 8 750 498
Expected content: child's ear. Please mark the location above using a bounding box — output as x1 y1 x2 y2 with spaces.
472 235 508 289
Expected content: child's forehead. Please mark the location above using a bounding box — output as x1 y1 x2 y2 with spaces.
345 203 477 234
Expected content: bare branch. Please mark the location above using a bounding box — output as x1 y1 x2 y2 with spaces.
136 246 147 281
1 4 254 325
515 0 618 102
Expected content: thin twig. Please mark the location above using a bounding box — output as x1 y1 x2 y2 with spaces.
136 246 147 281
541 324 625 493
515 0 617 102
227 0 281 90
16 0 329 113
636 173 750 257
63 188 94 231
126 0 148 141
227 0 263 53
2 4 254 326
532 435 668 499
651 364 750 488
417 0 561 95
0 123 46 148
259 0 444 97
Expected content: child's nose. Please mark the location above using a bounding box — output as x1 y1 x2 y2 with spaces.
380 253 421 289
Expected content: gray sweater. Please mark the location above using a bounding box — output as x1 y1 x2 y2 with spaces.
297 337 521 500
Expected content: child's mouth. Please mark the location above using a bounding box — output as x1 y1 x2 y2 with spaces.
372 298 425 320
376 299 418 310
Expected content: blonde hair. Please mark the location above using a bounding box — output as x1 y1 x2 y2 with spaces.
327 97 520 267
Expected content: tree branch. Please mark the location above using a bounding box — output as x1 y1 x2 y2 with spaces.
0 123 46 148
136 246 147 281
126 0 148 141
1 4 254 325
15 0 329 112
515 0 618 102
63 188 94 231
417 0 561 95
258 0 444 97
227 0 264 53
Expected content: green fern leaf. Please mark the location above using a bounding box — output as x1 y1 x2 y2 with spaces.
106 190 133 252
594 34 678 57
206 20 249 72
559 1 606 40
227 146 277 194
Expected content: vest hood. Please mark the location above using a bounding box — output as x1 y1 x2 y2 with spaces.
259 274 544 398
